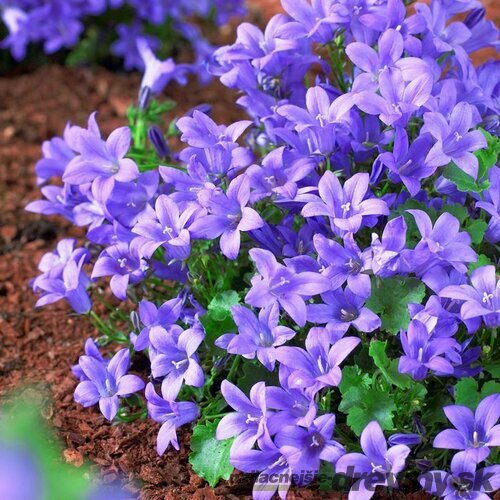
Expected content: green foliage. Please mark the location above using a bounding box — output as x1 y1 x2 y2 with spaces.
369 340 413 389
454 378 500 410
207 291 240 321
239 359 279 394
338 366 396 435
469 254 493 272
443 163 490 193
339 385 396 435
476 128 500 178
189 420 234 487
200 291 240 349
466 219 488 245
366 277 426 334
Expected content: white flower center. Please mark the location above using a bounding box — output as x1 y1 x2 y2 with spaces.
417 347 424 363
341 202 351 213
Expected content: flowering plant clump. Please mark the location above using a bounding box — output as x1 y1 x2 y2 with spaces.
29 0 500 497
0 0 245 80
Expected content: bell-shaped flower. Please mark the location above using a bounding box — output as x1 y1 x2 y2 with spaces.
336 420 411 500
150 323 205 401
245 248 331 327
215 304 296 371
74 349 144 421
145 383 199 455
302 171 389 235
433 394 500 463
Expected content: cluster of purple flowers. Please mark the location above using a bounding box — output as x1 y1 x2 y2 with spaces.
1 0 245 80
29 0 499 497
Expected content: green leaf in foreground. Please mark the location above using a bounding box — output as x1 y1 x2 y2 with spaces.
443 163 489 193
201 291 240 348
207 290 240 321
366 277 426 334
339 386 396 436
189 420 234 487
465 219 488 245
369 340 412 388
454 378 500 410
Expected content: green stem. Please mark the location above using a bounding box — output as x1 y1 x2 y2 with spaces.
227 355 241 382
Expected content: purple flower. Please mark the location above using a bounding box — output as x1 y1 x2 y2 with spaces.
277 328 360 396
134 297 184 351
35 124 76 184
63 118 138 186
388 433 422 447
33 239 89 284
476 167 500 244
347 28 427 83
266 365 317 429
314 233 371 298
105 171 159 228
355 67 433 126
189 175 264 259
72 338 107 381
378 129 435 196
419 451 500 499
137 38 187 95
150 323 205 401
132 195 200 259
216 380 269 451
369 216 409 277
245 248 331 327
433 394 500 463
275 414 345 485
302 171 389 234
279 0 341 43
423 102 487 179
74 348 145 421
440 265 499 328
176 110 251 149
91 240 149 300
145 383 199 455
34 253 91 314
398 320 457 380
308 288 381 336
408 210 477 274
215 304 296 371
336 420 411 500
229 434 293 500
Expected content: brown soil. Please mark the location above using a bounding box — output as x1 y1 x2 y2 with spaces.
0 1 497 498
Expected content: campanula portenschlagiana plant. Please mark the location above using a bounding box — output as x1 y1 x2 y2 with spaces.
28 0 499 496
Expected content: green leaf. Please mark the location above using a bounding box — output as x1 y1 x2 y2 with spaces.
469 254 492 273
200 291 240 349
239 359 279 394
443 204 468 224
476 128 500 179
466 219 488 245
339 387 396 435
207 291 240 321
368 340 412 388
338 366 371 395
366 277 426 334
484 362 500 379
443 163 490 193
454 378 500 410
189 420 234 487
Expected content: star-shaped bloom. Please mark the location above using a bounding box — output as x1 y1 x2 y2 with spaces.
302 171 389 234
